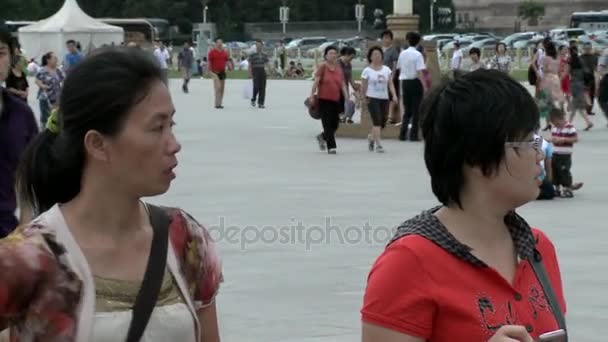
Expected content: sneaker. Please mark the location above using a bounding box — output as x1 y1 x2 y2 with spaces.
368 135 374 152
328 149 337 154
316 134 326 151
251 100 256 107
376 144 385 153
258 104 265 109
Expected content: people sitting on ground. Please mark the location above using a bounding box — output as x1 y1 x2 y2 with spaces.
238 56 249 71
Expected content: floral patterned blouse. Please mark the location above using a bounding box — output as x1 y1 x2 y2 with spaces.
0 205 222 341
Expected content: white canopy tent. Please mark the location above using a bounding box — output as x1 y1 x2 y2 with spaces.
18 0 124 61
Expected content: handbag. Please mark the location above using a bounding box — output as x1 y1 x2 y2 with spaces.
530 249 568 341
125 204 170 342
528 64 538 86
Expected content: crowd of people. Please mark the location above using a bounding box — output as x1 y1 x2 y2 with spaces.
2 19 608 340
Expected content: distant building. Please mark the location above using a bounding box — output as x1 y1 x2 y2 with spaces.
453 0 607 33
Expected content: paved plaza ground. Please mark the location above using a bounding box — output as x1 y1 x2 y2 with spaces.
28 77 608 341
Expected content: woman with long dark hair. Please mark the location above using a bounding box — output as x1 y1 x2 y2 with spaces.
0 47 222 342
539 41 564 130
567 47 593 130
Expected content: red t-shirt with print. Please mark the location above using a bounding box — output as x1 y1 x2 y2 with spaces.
361 228 566 341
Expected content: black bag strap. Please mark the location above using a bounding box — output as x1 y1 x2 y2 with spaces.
530 249 568 341
125 204 170 342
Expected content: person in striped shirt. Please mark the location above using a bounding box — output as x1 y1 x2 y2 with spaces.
549 108 578 198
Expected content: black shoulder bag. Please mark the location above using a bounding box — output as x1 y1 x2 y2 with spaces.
530 249 568 341
125 204 170 342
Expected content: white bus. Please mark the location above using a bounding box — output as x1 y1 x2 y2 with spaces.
570 10 608 30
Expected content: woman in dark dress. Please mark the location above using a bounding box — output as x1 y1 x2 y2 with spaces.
5 55 29 101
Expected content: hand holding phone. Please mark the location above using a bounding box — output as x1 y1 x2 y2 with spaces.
536 329 566 342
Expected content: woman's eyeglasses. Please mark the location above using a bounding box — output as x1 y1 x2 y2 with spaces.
505 136 543 154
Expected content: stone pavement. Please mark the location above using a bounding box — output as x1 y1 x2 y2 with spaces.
28 77 608 341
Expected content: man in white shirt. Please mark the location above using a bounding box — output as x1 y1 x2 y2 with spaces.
396 31 427 141
153 41 170 83
451 41 463 78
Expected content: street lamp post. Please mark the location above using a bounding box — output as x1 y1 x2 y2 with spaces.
355 1 365 33
201 0 209 23
280 1 290 34
430 0 436 32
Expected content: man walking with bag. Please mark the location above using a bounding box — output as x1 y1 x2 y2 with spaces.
248 39 270 109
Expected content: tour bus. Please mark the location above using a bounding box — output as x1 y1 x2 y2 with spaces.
99 18 171 43
570 11 608 30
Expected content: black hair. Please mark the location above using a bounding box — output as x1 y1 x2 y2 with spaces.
469 47 481 57
407 32 421 47
569 46 582 70
16 47 165 214
420 69 539 208
495 42 507 53
0 26 14 57
340 46 356 57
66 39 76 45
545 41 557 59
367 46 384 63
454 41 461 48
255 39 263 43
324 45 338 57
381 30 394 40
41 52 54 66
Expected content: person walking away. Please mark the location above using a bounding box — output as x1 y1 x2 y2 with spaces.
35 51 64 127
248 39 270 109
558 46 571 112
207 38 231 109
396 32 427 141
337 47 358 123
179 42 194 93
538 41 564 131
361 46 398 153
309 46 347 155
468 48 484 72
490 42 511 73
531 39 549 99
63 39 83 74
549 108 578 198
277 41 287 77
5 55 29 101
567 47 593 130
580 42 598 116
0 27 38 238
450 41 463 78
381 30 401 126
153 41 170 84
598 48 608 122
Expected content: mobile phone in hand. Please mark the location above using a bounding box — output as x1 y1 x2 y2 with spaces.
536 329 566 342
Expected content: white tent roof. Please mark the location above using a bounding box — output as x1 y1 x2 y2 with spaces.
19 0 123 33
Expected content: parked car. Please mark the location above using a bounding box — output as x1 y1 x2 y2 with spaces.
285 37 328 51
462 38 500 55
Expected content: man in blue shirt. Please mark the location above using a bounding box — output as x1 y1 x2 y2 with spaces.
0 26 39 237
64 39 83 74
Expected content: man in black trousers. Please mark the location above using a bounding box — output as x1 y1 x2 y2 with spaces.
396 32 427 141
248 39 270 109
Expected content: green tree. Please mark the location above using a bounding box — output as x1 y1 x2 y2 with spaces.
517 0 545 26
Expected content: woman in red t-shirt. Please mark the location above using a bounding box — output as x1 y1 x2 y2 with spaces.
309 46 347 154
361 70 567 342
